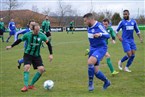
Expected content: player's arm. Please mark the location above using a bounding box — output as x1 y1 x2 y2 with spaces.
6 39 22 50
42 21 45 33
14 29 27 41
110 27 116 44
134 21 143 43
94 25 110 39
116 21 123 42
8 22 11 31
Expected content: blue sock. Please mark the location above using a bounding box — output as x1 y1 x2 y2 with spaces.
95 70 107 82
88 64 94 84
19 58 24 64
121 55 128 63
126 54 135 67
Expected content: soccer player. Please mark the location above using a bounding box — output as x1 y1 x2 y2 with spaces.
0 18 5 42
6 23 53 92
116 10 143 72
6 18 16 42
67 20 74 34
15 20 35 69
83 13 111 91
42 15 51 41
102 18 119 75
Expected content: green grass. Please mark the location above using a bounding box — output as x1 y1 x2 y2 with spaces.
0 31 145 97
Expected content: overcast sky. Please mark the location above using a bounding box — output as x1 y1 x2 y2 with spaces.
1 0 145 18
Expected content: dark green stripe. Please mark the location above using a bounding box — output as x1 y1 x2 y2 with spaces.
33 35 39 56
28 35 34 54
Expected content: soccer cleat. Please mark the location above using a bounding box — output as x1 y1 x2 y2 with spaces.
124 67 132 72
21 86 28 92
118 60 123 70
103 80 111 90
28 85 36 90
88 81 94 91
17 60 21 69
111 71 119 75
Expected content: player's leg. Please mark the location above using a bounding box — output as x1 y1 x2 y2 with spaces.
105 52 118 75
29 56 44 89
18 58 24 69
118 42 130 70
21 54 32 92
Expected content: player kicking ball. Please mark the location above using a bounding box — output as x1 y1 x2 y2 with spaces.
6 23 53 92
85 18 119 75
83 13 111 91
116 10 143 72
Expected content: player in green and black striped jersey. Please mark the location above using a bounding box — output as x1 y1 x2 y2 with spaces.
6 23 53 92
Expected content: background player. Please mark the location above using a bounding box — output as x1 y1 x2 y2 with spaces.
6 23 53 92
116 10 143 72
6 18 16 42
0 18 5 42
83 13 111 91
67 20 75 34
42 15 51 42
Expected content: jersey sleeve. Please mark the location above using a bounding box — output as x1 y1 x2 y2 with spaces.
42 34 48 42
20 33 27 41
134 20 140 34
98 24 110 39
116 21 123 33
110 27 116 39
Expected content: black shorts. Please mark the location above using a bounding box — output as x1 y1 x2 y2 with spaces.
0 29 4 35
70 27 73 31
45 32 51 37
23 53 43 69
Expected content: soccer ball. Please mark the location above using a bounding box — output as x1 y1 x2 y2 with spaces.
43 80 54 90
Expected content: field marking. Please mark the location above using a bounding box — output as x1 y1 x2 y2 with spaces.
0 40 88 54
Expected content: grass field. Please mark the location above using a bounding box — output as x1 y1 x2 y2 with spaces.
0 31 145 97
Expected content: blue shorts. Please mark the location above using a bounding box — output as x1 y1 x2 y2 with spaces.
89 47 107 65
122 40 137 52
10 30 16 35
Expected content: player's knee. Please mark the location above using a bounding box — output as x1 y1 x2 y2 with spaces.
38 66 45 74
105 54 110 58
24 65 30 71
88 57 97 65
94 66 99 73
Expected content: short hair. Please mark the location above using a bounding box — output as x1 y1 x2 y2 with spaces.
83 13 94 19
32 23 39 30
45 15 48 17
103 18 110 23
123 9 130 14
28 19 35 25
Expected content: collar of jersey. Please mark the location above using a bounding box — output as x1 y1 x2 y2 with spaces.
90 21 98 28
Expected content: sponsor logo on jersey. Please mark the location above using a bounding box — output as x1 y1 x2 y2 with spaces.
126 26 134 30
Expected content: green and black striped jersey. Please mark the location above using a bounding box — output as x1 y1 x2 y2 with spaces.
21 32 48 56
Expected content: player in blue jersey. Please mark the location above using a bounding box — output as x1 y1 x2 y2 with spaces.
116 10 143 72
6 18 16 42
16 20 35 69
83 13 111 91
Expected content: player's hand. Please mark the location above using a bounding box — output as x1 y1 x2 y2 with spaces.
112 40 116 44
49 55 53 62
6 46 12 50
94 33 101 38
117 36 122 42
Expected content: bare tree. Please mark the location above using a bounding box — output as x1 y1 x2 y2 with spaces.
56 0 74 26
32 5 39 13
3 0 23 20
42 7 51 16
104 10 112 20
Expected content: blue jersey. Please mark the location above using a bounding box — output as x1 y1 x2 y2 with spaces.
116 19 140 40
8 22 16 31
87 21 110 48
14 28 30 41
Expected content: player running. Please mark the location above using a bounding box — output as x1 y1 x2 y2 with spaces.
83 13 111 91
6 18 16 42
15 20 35 69
116 10 143 72
67 20 74 34
6 23 53 92
0 18 5 42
